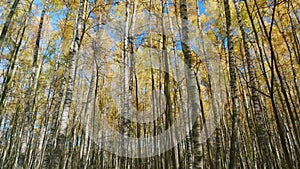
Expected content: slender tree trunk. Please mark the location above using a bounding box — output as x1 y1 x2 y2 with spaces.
233 0 271 168
82 61 95 168
160 0 177 168
179 0 203 168
54 0 85 167
42 8 70 169
0 0 20 50
252 0 295 167
166 1 193 168
18 6 46 167
223 0 240 168
0 5 31 113
119 0 130 168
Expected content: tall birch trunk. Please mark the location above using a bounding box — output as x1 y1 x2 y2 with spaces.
54 0 85 168
223 0 240 168
232 0 271 168
18 5 46 167
0 0 20 49
179 0 203 168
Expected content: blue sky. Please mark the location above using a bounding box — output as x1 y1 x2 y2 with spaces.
46 0 206 31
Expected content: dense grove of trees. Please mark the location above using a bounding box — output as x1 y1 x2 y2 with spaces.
0 0 299 168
